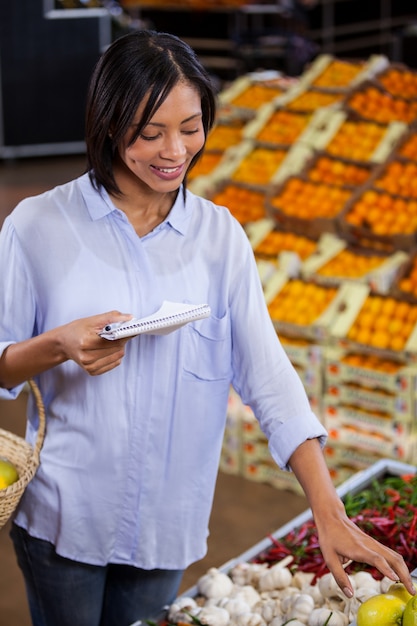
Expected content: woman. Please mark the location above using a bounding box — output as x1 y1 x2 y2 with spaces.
0 30 414 626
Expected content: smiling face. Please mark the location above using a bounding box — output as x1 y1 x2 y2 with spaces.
113 81 205 197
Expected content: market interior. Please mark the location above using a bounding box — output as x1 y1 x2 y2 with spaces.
1 1 417 624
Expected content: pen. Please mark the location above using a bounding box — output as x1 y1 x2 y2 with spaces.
103 322 122 332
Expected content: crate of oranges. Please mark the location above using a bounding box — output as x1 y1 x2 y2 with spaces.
242 103 312 148
219 75 286 115
325 348 416 396
338 186 417 253
207 179 269 225
253 227 318 264
301 151 375 188
204 120 248 153
374 63 417 100
321 111 407 164
370 156 417 199
394 128 417 162
301 232 406 293
344 79 417 125
391 249 417 304
305 54 370 91
266 175 353 239
276 83 345 113
187 150 225 182
329 282 417 361
226 140 289 187
265 275 341 342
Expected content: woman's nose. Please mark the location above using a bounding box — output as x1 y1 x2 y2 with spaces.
160 134 187 159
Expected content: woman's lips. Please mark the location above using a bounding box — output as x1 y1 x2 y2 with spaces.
150 163 185 180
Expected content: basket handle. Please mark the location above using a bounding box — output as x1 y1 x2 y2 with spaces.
27 379 46 465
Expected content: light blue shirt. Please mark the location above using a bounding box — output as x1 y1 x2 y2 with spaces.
0 173 326 569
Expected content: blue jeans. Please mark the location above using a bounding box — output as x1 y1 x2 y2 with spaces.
10 524 184 626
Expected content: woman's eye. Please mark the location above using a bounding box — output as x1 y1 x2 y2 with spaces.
140 134 159 141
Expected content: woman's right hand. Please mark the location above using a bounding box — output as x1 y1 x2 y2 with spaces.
0 311 134 388
58 311 134 376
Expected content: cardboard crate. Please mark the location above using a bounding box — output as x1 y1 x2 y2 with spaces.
293 362 323 395
301 150 376 188
368 156 417 200
324 398 416 441
323 442 386 472
337 187 417 253
326 421 416 461
241 457 304 494
390 248 417 303
217 139 289 188
374 62 417 100
265 276 349 343
325 347 417 395
280 334 323 368
328 283 417 362
266 176 353 239
203 178 269 225
343 79 417 126
273 83 345 113
301 232 407 294
393 126 417 162
242 103 312 147
303 53 388 91
218 73 289 116
248 220 319 279
324 381 414 420
319 110 407 164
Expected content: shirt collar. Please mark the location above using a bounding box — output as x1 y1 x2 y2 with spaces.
79 172 191 236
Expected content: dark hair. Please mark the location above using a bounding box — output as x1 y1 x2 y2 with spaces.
85 30 217 196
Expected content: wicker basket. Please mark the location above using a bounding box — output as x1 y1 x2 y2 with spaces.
0 379 45 529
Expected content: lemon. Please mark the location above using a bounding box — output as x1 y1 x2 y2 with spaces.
357 593 406 626
388 582 417 603
0 457 19 489
403 595 417 626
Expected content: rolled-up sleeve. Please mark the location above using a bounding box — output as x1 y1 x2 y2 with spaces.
0 217 36 399
229 232 327 470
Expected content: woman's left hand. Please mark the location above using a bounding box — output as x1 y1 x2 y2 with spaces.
314 502 415 597
289 438 416 597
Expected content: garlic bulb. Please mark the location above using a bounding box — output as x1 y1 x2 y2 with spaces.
286 593 315 622
355 586 380 603
197 567 234 599
258 563 292 592
303 583 325 605
308 607 349 626
351 571 380 593
380 576 395 593
197 606 230 626
167 597 198 623
281 592 299 615
218 596 251 618
292 571 315 590
318 572 353 599
235 611 266 626
230 562 268 587
254 598 281 622
230 585 261 607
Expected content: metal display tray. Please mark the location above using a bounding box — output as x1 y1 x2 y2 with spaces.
179 458 416 619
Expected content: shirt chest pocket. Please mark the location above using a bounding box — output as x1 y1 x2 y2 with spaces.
183 312 231 382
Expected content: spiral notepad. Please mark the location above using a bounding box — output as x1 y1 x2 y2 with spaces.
99 301 211 340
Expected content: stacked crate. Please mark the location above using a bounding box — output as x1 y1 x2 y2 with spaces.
322 282 417 475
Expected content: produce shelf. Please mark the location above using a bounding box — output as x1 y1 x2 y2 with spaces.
179 458 416 604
